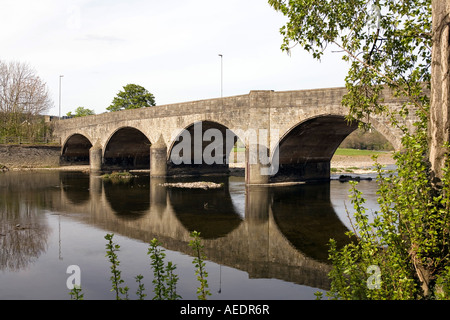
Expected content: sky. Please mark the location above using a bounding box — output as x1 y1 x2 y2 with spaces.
1 0 350 116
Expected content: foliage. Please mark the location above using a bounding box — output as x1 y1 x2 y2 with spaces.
327 145 450 299
269 0 431 125
135 274 146 300
71 233 209 300
69 285 84 300
189 231 211 300
339 129 394 151
269 0 450 299
334 148 385 157
106 84 155 112
104 233 129 300
148 238 181 300
0 60 53 138
66 107 95 118
101 171 135 184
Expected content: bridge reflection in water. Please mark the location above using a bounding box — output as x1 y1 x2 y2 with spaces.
0 171 356 295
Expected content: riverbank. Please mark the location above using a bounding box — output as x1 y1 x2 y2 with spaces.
330 152 395 174
0 145 61 170
0 144 395 174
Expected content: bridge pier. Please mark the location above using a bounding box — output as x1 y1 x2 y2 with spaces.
89 142 103 172
245 144 271 185
150 136 167 177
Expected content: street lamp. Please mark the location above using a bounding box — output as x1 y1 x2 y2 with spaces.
218 54 223 98
59 75 64 119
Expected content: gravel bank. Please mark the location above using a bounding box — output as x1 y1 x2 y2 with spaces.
331 152 395 173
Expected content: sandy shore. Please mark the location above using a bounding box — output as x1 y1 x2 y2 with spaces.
331 152 395 174
6 165 91 172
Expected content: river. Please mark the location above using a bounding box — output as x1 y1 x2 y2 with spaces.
0 169 384 300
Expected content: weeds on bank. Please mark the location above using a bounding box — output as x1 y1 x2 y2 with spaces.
69 285 84 300
105 233 129 299
189 231 211 300
148 238 181 300
101 171 135 184
69 231 209 300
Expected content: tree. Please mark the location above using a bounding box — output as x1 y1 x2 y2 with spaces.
429 1 450 183
269 0 450 299
0 60 53 137
66 106 95 118
106 84 155 112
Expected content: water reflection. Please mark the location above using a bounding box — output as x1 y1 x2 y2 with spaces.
0 172 52 271
0 170 363 295
60 172 90 205
103 177 150 220
168 177 243 239
271 183 353 262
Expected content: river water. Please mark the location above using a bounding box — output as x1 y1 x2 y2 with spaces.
0 169 383 300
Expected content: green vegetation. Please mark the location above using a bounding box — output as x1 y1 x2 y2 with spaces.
0 116 55 145
66 107 95 118
232 146 246 153
0 61 53 140
189 231 211 300
107 84 156 112
105 233 129 300
340 129 394 151
334 148 387 157
148 238 181 300
101 171 135 183
270 0 450 300
70 232 209 300
68 285 83 300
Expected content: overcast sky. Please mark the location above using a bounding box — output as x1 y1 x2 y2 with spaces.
1 0 350 116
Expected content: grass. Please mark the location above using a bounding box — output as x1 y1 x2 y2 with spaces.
333 148 388 156
232 147 388 156
101 171 135 183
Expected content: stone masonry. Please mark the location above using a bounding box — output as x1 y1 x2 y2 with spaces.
52 87 414 184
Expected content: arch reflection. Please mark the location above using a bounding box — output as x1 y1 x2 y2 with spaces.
60 171 91 205
103 175 150 220
270 182 354 262
168 177 243 239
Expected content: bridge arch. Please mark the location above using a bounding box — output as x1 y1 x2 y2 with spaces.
270 114 394 182
167 120 244 176
60 133 93 165
103 126 151 170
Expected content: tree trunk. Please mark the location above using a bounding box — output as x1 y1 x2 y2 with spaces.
430 1 450 183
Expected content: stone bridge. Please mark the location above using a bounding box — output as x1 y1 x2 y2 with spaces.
52 87 413 184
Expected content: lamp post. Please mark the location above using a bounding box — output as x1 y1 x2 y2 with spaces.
218 54 223 98
59 75 64 119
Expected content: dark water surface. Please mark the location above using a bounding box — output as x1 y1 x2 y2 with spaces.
0 170 381 300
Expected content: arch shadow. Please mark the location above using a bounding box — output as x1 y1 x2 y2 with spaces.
270 115 359 182
103 127 151 170
60 134 93 165
167 120 243 177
